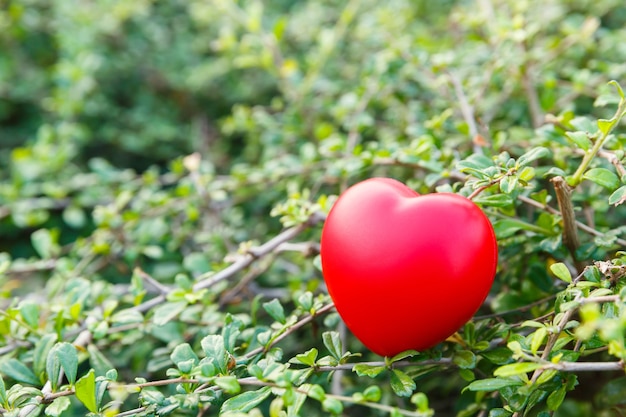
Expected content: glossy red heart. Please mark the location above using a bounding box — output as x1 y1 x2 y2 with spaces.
320 178 498 357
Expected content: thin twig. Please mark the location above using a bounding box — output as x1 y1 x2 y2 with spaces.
241 302 336 360
129 213 326 314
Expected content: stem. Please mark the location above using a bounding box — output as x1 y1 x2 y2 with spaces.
551 176 584 272
570 97 626 186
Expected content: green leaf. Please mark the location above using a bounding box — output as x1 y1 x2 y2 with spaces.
152 301 188 326
322 397 343 415
46 347 62 391
18 302 40 329
472 194 514 208
493 362 543 377
466 377 524 392
33 334 57 384
54 343 78 385
1 358 40 386
547 385 567 410
75 369 98 413
390 369 416 397
87 344 114 377
262 299 286 324
292 348 318 366
530 327 548 355
390 350 419 363
322 331 343 361
45 396 71 417
453 350 477 369
201 335 227 374
550 263 572 283
353 364 386 377
481 348 513 365
221 386 272 414
597 118 614 135
609 185 626 206
583 167 620 189
170 343 199 368
517 147 550 166
363 386 381 402
0 375 6 406
411 392 430 412
215 376 241 394
565 131 591 151
608 79 625 99
30 228 59 259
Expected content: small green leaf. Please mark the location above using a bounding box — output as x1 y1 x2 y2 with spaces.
597 118 614 135
221 386 272 414
530 327 548 355
54 343 78 385
353 364 386 377
453 350 477 369
466 377 524 392
170 343 199 368
472 194 514 208
45 396 71 417
215 376 241 394
609 80 625 98
411 392 430 412
550 263 572 283
292 348 318 366
46 348 61 390
390 350 419 363
363 386 381 402
565 131 591 151
75 369 98 413
33 334 57 384
1 358 40 386
583 168 620 189
547 385 567 410
201 335 227 374
322 397 343 415
18 302 40 329
31 229 59 259
87 344 114 377
517 147 550 166
609 185 626 206
390 369 416 397
493 362 543 377
322 331 343 361
0 375 6 405
499 175 518 194
152 301 188 326
262 299 286 324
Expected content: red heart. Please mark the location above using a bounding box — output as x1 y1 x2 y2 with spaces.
320 178 498 357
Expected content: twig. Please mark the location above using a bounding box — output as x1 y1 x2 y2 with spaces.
518 195 626 246
544 360 624 373
129 213 326 314
474 295 557 320
241 302 336 360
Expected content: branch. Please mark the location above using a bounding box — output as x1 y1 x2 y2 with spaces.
517 195 626 246
129 213 326 314
551 176 584 272
240 302 336 360
544 360 624 373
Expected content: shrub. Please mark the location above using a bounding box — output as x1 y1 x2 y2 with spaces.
2 0 626 416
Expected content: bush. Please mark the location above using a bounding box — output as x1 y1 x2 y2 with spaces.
2 0 626 416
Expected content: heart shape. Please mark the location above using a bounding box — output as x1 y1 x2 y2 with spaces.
320 178 498 356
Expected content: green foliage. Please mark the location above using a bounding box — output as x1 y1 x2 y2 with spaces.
3 0 626 416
